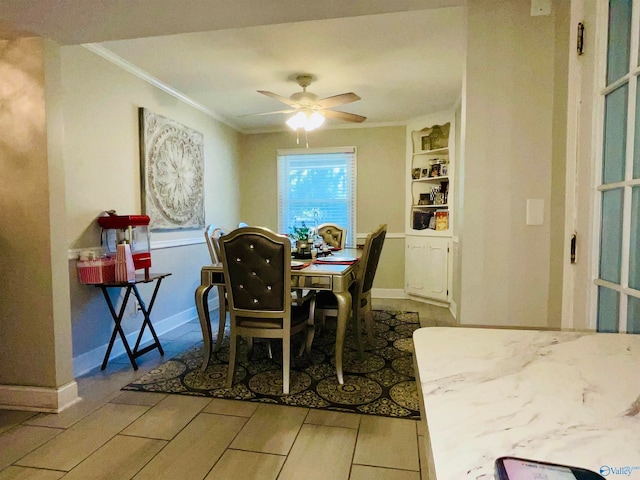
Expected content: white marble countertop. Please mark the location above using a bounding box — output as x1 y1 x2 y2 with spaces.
413 327 640 480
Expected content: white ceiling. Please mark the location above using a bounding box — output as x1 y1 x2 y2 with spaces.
0 0 466 133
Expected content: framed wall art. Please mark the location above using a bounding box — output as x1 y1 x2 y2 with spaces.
139 108 205 230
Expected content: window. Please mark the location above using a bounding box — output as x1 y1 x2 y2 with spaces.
277 147 356 246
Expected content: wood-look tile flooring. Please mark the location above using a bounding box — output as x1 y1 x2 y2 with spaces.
0 300 453 480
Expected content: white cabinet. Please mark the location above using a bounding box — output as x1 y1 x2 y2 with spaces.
405 235 449 302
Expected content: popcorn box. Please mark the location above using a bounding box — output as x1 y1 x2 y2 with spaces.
77 257 116 284
115 243 136 282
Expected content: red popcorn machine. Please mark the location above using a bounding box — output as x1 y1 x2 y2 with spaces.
98 212 152 278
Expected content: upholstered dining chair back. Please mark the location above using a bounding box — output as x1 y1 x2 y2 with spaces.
219 226 315 394
221 227 289 313
202 225 231 363
359 224 387 295
204 225 228 264
317 223 346 249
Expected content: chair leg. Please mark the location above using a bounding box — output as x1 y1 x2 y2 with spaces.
214 286 226 352
282 337 290 395
305 296 316 360
267 340 273 359
363 295 375 344
227 331 237 388
246 336 254 359
353 314 365 359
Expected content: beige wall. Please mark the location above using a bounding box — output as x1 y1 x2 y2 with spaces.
460 0 568 327
547 1 570 329
0 38 74 389
61 45 241 364
239 126 406 290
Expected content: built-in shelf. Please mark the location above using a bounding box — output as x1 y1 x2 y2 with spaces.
412 175 449 183
413 147 449 156
409 122 452 234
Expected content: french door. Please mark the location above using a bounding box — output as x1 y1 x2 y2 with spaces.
593 0 640 333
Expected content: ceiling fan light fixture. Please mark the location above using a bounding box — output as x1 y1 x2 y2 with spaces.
286 110 325 131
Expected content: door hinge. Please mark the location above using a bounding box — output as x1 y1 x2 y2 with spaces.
570 233 577 264
577 22 585 56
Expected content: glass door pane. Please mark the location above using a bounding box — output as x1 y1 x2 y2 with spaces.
630 187 640 289
597 286 620 332
599 189 624 283
634 77 640 178
627 295 640 333
607 0 632 84
603 85 628 184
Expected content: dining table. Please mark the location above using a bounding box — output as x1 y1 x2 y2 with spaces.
194 248 362 384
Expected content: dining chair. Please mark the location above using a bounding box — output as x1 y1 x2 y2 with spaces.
204 225 229 353
317 223 347 249
220 226 316 394
315 224 387 345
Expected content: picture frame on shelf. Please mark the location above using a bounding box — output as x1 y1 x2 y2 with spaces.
421 168 430 178
418 193 432 205
440 164 448 176
421 135 432 151
412 168 421 180
429 164 441 177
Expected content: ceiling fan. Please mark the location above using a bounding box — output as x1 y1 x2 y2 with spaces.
246 75 366 129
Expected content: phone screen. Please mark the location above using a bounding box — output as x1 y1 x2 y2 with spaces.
502 458 578 480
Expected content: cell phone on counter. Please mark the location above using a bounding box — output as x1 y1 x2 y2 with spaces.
495 456 605 480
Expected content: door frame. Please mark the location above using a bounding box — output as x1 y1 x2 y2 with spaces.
562 0 606 331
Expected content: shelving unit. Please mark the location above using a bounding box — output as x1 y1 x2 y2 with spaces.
409 123 451 233
404 116 454 304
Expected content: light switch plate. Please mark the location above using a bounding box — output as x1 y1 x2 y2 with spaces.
526 199 544 225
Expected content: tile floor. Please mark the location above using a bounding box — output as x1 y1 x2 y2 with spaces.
0 300 454 480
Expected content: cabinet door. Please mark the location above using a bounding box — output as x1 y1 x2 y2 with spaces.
405 237 448 301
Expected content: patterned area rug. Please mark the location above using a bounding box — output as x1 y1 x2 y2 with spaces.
123 310 421 419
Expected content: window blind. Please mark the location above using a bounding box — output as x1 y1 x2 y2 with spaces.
277 148 356 245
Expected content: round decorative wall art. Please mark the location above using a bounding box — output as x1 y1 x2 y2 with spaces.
140 108 205 230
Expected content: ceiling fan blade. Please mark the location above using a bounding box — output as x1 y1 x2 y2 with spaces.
316 92 361 109
323 109 367 123
238 109 296 117
257 90 297 107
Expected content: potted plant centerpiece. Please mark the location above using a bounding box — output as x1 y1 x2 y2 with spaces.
290 221 312 258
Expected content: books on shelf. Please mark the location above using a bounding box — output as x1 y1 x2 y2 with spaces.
435 210 449 231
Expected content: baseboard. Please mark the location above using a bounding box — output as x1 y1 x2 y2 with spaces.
371 288 406 299
0 380 81 413
73 305 206 377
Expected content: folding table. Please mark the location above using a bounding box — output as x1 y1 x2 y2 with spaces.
91 273 171 370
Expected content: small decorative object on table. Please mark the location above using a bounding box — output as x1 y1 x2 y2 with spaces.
289 221 313 259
